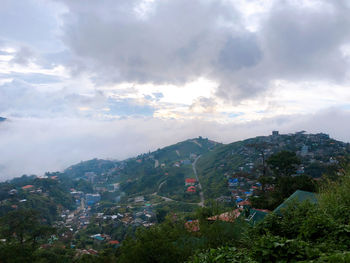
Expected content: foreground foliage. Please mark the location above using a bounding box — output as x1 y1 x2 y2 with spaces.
189 167 350 262
2 162 350 262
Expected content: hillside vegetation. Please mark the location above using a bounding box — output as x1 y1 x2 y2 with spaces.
1 133 350 262
197 132 349 199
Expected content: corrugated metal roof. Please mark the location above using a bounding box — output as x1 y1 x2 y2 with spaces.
273 190 318 215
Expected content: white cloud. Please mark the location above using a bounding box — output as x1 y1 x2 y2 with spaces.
1 107 350 180
1 0 350 179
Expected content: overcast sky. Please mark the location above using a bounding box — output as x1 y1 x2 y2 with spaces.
1 0 350 180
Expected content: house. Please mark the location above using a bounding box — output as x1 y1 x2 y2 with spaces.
186 209 242 232
238 207 270 225
90 234 104 241
134 196 145 203
237 200 251 209
22 185 34 190
216 196 232 203
272 131 279 136
86 194 101 206
207 209 241 223
185 178 196 186
187 186 196 193
182 159 191 165
185 220 200 232
109 240 120 247
8 189 18 195
273 190 317 215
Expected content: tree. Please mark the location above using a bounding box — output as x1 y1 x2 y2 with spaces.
247 142 273 177
0 209 55 246
267 151 300 177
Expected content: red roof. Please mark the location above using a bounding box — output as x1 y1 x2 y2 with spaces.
237 200 251 206
22 185 34 190
187 186 196 192
87 249 98 255
185 220 200 232
207 209 241 222
109 240 120 245
185 178 196 183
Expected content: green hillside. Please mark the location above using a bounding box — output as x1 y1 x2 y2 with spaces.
60 137 220 204
153 137 219 163
197 132 350 199
117 137 220 202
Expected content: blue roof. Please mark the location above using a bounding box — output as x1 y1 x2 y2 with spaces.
236 198 244 202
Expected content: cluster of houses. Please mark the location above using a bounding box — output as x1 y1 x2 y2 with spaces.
185 178 197 193
216 131 350 205
186 189 317 232
227 177 261 203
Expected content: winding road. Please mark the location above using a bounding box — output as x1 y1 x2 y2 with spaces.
193 156 205 207
151 156 205 206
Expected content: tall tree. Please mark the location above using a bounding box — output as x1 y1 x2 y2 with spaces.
267 151 301 177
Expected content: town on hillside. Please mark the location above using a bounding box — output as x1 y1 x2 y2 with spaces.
0 132 349 256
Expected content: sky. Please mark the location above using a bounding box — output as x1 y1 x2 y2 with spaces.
1 0 350 180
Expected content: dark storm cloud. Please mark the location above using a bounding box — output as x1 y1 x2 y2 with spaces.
57 0 350 102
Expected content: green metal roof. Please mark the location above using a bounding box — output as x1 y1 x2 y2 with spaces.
273 190 318 215
248 209 269 225
239 208 269 225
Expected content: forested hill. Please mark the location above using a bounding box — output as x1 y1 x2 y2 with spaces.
56 137 220 201
0 175 74 223
1 132 350 262
197 132 350 199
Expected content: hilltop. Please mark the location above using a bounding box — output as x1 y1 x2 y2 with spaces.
60 137 220 205
197 131 350 199
0 131 350 262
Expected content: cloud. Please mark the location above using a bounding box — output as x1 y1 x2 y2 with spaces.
0 78 158 119
260 0 350 81
0 0 66 52
10 46 36 65
107 98 155 117
1 107 350 180
1 0 350 180
0 80 103 118
59 1 255 89
54 0 350 102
